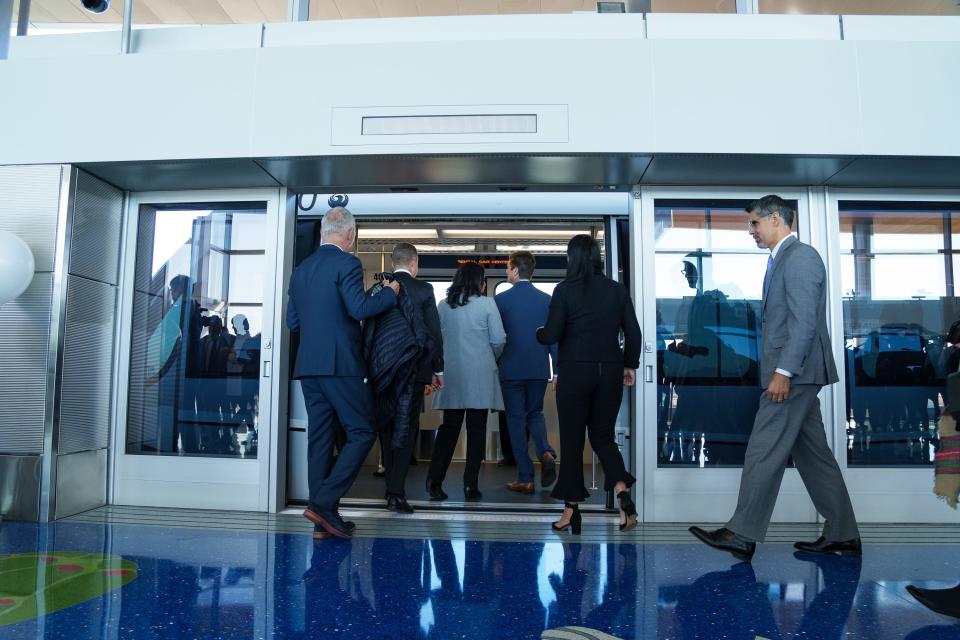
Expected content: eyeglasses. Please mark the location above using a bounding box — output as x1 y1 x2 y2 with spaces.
747 213 774 229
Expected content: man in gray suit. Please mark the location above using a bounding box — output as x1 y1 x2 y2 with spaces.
690 195 861 562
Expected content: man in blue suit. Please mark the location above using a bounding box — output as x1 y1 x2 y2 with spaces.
495 251 559 493
288 207 399 539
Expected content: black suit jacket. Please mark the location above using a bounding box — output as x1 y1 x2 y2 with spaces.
394 271 444 384
536 272 642 369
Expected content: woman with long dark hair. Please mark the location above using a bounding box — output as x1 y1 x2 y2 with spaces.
536 234 642 533
426 261 506 501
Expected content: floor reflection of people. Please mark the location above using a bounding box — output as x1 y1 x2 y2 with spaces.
370 538 426 638
303 541 369 637
672 555 860 640
793 553 862 639
489 541 546 639
117 556 202 639
583 544 638 637
426 540 491 633
674 562 780 640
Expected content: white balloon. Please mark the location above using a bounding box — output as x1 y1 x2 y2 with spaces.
0 230 36 305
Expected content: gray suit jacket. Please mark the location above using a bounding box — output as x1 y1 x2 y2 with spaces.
761 235 839 388
432 295 506 411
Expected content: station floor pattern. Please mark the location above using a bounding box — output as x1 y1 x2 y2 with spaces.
1 506 959 639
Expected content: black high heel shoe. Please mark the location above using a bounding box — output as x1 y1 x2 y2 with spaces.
617 490 638 532
552 502 582 535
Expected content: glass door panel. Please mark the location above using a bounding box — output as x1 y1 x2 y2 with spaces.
838 204 958 468
126 206 265 459
114 193 280 511
639 191 816 523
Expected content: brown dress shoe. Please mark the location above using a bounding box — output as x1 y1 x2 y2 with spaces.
506 481 535 494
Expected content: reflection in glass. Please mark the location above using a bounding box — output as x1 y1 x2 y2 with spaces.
126 205 266 458
656 203 769 467
840 205 960 466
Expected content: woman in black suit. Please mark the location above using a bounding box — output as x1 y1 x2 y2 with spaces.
537 234 642 533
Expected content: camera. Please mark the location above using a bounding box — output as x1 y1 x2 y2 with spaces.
81 0 110 13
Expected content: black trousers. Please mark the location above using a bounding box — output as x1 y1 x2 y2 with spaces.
301 375 377 511
551 362 636 502
382 392 424 497
427 409 488 488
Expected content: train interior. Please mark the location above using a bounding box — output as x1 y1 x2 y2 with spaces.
286 214 630 511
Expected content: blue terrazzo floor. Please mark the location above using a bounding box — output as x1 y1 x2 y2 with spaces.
1 517 960 639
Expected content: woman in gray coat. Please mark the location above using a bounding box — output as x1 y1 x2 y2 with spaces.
426 261 506 501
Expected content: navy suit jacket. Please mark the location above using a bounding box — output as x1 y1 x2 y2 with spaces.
495 281 558 381
287 244 396 378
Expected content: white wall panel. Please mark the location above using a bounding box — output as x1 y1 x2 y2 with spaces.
842 15 960 41
650 40 861 155
262 13 645 46
0 50 259 164
856 42 960 157
646 13 840 40
0 15 959 163
250 38 654 156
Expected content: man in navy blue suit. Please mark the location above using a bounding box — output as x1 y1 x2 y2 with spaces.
495 251 559 493
288 207 399 539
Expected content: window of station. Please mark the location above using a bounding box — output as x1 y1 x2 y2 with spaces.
839 202 960 467
126 203 266 459
306 0 736 19
759 0 960 16
655 200 783 468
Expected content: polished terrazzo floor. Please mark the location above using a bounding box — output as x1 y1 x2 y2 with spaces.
2 509 960 639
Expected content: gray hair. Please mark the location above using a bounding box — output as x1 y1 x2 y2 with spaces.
746 195 796 230
320 207 356 238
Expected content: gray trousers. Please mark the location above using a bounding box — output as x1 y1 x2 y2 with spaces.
727 384 859 543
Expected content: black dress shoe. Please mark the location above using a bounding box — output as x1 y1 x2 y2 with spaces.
793 536 862 556
497 457 516 467
464 486 483 501
303 507 353 540
907 584 960 618
689 526 756 562
426 480 448 501
386 494 415 514
314 521 355 539
540 453 557 488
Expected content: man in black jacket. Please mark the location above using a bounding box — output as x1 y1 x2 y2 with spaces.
382 243 444 513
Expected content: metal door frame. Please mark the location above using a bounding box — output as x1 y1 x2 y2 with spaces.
281 200 629 512
635 186 818 524
825 188 960 523
110 188 284 512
